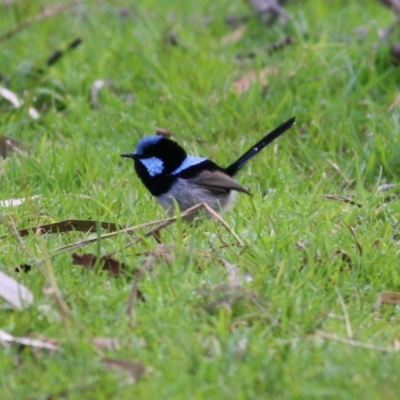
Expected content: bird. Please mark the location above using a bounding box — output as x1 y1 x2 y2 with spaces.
121 117 295 216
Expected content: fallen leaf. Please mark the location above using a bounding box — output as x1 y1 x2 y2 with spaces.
72 253 130 277
321 194 362 208
0 136 26 159
377 183 396 191
155 127 174 137
0 219 122 240
375 291 400 315
233 67 276 94
90 80 107 109
93 337 120 351
0 85 40 119
0 330 58 351
0 85 21 107
102 358 147 385
0 195 40 207
221 25 248 45
0 270 33 309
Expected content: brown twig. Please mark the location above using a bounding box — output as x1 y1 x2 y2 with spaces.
321 194 362 208
105 203 243 255
0 1 83 43
342 222 363 256
311 330 398 353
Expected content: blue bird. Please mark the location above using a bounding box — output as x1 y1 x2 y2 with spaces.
121 117 295 215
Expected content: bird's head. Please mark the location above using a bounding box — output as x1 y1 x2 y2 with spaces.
121 135 187 178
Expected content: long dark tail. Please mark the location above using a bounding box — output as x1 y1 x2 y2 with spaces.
224 117 296 176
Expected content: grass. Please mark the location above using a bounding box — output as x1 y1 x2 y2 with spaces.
1 0 400 398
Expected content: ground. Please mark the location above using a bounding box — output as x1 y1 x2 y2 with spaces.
1 0 400 398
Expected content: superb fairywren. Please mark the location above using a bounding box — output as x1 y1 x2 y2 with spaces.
121 117 295 215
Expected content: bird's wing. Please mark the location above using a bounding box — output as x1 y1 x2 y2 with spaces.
192 170 250 195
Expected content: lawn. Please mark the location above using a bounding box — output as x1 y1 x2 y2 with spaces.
1 0 400 398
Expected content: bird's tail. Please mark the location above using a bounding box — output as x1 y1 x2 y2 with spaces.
225 117 296 176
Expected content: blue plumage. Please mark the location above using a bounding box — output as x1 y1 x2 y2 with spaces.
134 135 163 156
171 155 207 175
139 156 164 176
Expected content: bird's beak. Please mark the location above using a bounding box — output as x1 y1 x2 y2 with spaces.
120 153 136 159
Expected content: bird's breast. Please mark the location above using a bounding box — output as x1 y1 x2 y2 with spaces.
156 178 237 215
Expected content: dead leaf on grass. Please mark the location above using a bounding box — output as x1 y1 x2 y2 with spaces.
0 135 28 159
155 127 174 137
377 183 397 192
72 253 130 277
102 358 147 385
233 67 276 94
0 195 40 207
90 80 107 109
0 85 40 119
0 329 58 351
0 270 33 309
221 25 248 45
375 292 400 317
93 337 120 351
0 219 121 240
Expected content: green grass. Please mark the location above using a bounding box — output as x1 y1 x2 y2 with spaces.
1 0 400 398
